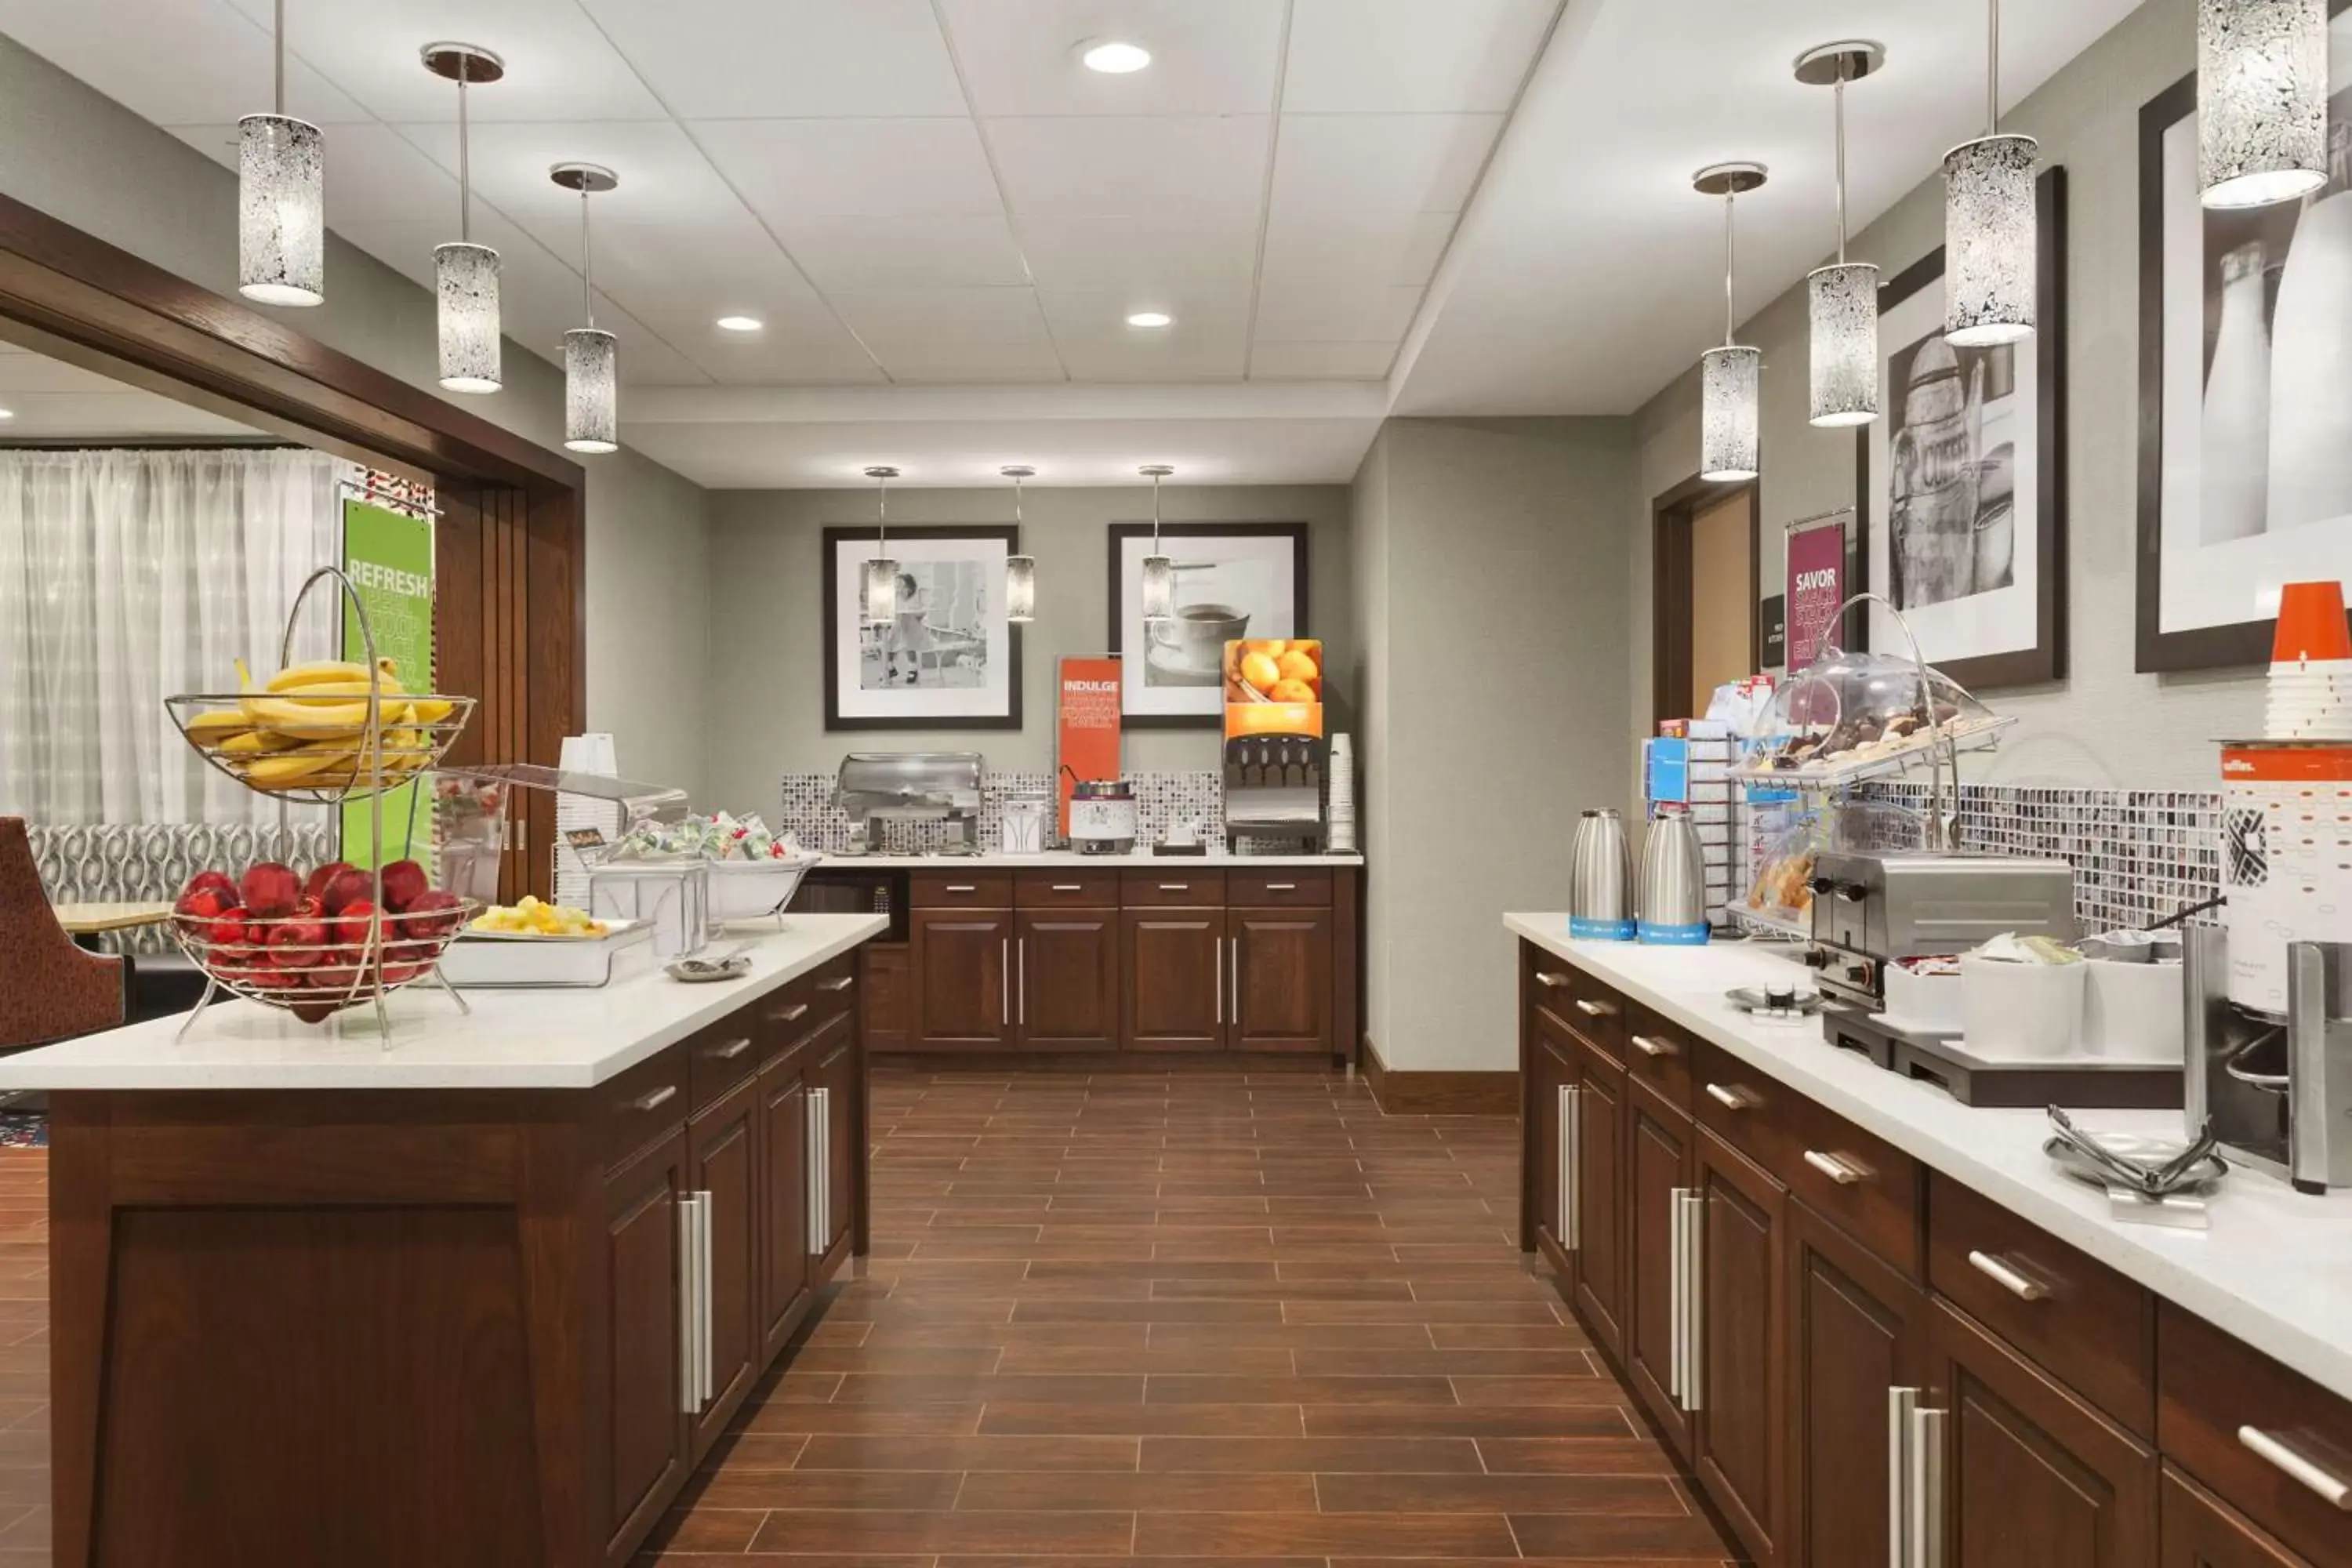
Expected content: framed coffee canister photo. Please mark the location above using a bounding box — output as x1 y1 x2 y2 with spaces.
1107 522 1308 724
1859 165 2067 689
2137 1 2352 672
822 524 1023 731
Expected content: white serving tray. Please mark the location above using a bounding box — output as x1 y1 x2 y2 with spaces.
438 920 655 989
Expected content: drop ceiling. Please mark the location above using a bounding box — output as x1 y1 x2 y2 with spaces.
0 0 2148 485
0 343 262 441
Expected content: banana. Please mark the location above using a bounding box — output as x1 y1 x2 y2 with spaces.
241 746 358 786
185 710 251 740
266 659 369 692
404 695 456 724
218 729 305 756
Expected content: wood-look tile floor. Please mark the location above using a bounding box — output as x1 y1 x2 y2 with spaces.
647 1068 1738 1566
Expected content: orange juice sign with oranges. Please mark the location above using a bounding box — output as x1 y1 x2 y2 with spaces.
1224 638 1324 739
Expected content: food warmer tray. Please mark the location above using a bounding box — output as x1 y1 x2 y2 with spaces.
1820 1003 2184 1110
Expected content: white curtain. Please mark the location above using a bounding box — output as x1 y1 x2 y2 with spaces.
0 448 354 826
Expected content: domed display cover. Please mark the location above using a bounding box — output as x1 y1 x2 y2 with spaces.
1736 646 2011 785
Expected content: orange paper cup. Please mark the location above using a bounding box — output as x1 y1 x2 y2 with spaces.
2274 580 2352 664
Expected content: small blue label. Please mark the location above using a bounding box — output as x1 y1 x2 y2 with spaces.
1638 920 1712 946
1570 916 1638 942
1645 737 1691 805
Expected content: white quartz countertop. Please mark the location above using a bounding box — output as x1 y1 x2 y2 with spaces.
0 914 887 1093
815 850 1362 869
1504 913 2352 1403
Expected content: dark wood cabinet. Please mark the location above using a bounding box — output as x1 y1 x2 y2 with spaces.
1017 909 1120 1051
1527 1011 1575 1263
1567 1028 1626 1359
1229 906 1332 1053
2161 1467 2313 1568
860 942 910 1054
756 1056 808 1364
688 1073 759 1461
1693 1127 1784 1566
1123 907 1225 1051
817 1021 856 1255
910 908 1012 1050
600 1130 687 1561
1625 1076 1693 1457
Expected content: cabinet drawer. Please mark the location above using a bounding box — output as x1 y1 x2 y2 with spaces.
687 1014 764 1113
910 872 1012 909
601 1042 689 1171
806 953 859 1017
2159 1301 2352 1566
1525 949 1581 1028
1016 871 1120 908
1123 869 1226 907
759 974 818 1064
1623 1004 1693 1109
1928 1173 2154 1438
1562 969 1628 1059
1690 1037 1792 1172
1228 870 1330 906
1780 1090 1919 1276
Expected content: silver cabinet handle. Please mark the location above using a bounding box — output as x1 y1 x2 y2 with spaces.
677 1192 704 1414
633 1083 679 1113
806 1086 831 1255
697 1187 714 1407
1889 1387 1919 1568
2238 1425 2352 1509
1680 1189 1704 1412
1704 1082 1753 1110
946 884 977 894
818 975 855 993
1265 881 1297 891
1966 1250 2050 1302
1230 938 1240 1029
1536 971 1570 989
1668 1185 1688 1402
1911 1404 1947 1568
1803 1149 1870 1185
1632 1033 1677 1058
1017 938 1025 1025
1561 1083 1582 1250
1573 997 1615 1018
771 1002 811 1023
1051 883 1083 892
1000 938 1010 1025
711 1036 752 1061
1215 933 1224 1025
1159 883 1190 892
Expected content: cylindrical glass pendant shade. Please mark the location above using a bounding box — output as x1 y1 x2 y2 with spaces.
435 242 502 394
1141 555 1175 621
2199 0 2328 209
1700 346 1762 482
862 558 898 622
1005 555 1036 622
1807 263 1880 428
238 114 324 307
563 327 618 453
1943 133 2038 347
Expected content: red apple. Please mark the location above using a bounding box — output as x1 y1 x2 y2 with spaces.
321 866 374 916
335 898 384 952
174 884 230 933
379 858 428 913
302 861 354 906
309 953 365 995
289 999 340 1025
399 888 466 941
238 862 300 919
182 869 238 906
267 914 328 968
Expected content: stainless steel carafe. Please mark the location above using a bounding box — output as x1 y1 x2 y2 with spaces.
1570 809 1635 941
1639 809 1711 946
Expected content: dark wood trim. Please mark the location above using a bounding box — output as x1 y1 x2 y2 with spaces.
1361 1036 1518 1116
1105 521 1310 730
820 524 1026 732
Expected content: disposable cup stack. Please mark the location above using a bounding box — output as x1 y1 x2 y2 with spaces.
2265 582 2352 742
1327 733 1358 853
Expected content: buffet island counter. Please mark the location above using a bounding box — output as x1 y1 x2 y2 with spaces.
1507 914 2352 1568
0 912 887 1568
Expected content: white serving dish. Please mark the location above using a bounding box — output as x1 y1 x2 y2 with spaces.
1959 954 2087 1061
438 920 654 989
1883 962 1964 1033
705 855 820 923
2080 959 2186 1063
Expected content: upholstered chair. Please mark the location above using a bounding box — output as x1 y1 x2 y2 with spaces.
0 816 125 1047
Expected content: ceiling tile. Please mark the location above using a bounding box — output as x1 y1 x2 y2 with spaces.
828 287 1054 349
0 0 370 125
1036 281 1250 378
692 118 1005 219
394 121 747 226
1252 281 1422 343
1269 113 1501 218
532 217 840 340
0 391 261 439
936 0 1283 117
170 122 475 228
576 0 967 118
873 339 1069 384
987 115 1269 219
1283 0 1558 114
1016 212 1258 290
776 214 1033 290
1258 209 1457 292
1054 333 1247 383
687 327 888 387
1248 340 1400 379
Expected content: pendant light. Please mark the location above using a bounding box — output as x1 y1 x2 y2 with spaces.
238 0 324 307
1138 465 1176 622
2200 0 2329 209
862 466 900 624
551 162 620 454
423 44 503 394
1693 164 1766 484
1944 0 2037 347
1001 466 1037 624
1798 42 1886 429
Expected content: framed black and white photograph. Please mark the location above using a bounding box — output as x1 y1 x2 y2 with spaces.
1106 522 1308 724
822 525 1022 731
2138 2 2352 672
1859 166 2067 689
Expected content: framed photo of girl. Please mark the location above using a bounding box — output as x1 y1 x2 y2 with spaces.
822 525 1023 731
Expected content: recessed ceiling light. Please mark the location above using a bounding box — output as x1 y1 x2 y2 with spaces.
0 408 16 420
715 314 764 332
1080 39 1151 74
1125 310 1173 328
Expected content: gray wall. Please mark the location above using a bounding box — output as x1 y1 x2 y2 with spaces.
0 35 713 800
1351 417 1637 1073
1629 0 2263 795
702 484 1353 811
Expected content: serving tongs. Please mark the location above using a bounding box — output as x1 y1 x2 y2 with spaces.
2044 1105 2227 1198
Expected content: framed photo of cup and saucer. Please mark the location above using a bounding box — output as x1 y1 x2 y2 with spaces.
1106 522 1308 724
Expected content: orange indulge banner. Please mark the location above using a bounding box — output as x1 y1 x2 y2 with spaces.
1223 637 1324 739
1057 656 1123 836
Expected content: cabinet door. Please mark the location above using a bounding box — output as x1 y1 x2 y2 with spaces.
1229 907 1332 1053
1926 1298 2158 1568
1693 1127 1784 1566
820 1025 856 1256
1568 1032 1626 1359
1625 1078 1693 1457
910 909 1011 1049
757 1057 808 1363
601 1131 687 1557
1017 909 1119 1051
688 1075 759 1461
2160 1467 2312 1568
861 943 910 1054
1526 1014 1573 1263
1122 908 1225 1051
1785 1196 1928 1568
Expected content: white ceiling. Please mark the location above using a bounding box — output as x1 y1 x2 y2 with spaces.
0 0 2150 485
0 343 261 441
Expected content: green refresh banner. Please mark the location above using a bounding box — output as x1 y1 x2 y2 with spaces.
338 498 435 869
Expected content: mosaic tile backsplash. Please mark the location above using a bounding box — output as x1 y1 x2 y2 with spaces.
776 771 1232 855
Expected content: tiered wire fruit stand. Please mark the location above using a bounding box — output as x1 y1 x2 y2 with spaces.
161 565 478 1040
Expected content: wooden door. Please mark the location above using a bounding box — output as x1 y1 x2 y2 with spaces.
1785 1196 1929 1568
1122 908 1225 1051
910 909 1011 1050
818 1023 855 1255
1567 1031 1626 1359
601 1131 686 1557
757 1057 808 1363
688 1075 758 1461
1229 907 1333 1053
1927 1298 2158 1568
861 943 910 1054
2160 1468 2312 1568
1017 909 1119 1051
1693 1127 1784 1566
1625 1077 1693 1456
